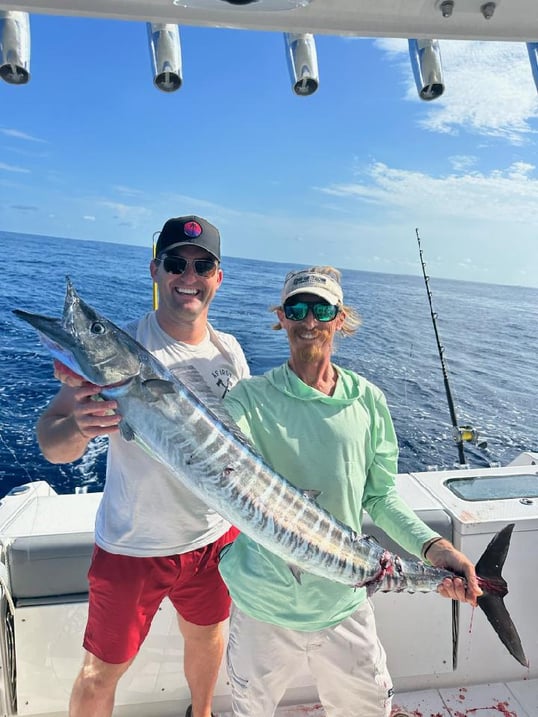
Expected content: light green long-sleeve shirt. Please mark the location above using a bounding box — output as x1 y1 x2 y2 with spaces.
218 363 438 631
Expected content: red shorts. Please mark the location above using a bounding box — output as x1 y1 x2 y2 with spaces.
83 526 239 664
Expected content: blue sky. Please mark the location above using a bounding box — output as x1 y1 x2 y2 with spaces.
1 14 538 287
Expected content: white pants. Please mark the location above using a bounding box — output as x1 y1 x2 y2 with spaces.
226 601 393 717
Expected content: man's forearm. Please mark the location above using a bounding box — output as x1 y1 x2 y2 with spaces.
36 414 90 464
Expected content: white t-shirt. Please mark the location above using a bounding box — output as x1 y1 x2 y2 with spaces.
94 312 250 557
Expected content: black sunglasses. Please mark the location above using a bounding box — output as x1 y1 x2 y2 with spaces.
283 301 340 323
157 255 219 277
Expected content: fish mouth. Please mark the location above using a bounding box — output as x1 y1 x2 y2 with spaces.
53 358 132 390
14 310 77 354
13 278 141 387
13 309 94 381
42 335 86 379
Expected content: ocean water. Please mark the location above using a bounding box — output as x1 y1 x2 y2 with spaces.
1 230 537 496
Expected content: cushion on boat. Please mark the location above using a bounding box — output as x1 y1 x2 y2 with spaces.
4 511 451 602
6 532 94 601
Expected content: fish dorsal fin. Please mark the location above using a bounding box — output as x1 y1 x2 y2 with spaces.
120 421 136 441
288 564 303 584
141 378 176 401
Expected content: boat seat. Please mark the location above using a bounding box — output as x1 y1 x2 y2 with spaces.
3 509 451 604
5 532 94 603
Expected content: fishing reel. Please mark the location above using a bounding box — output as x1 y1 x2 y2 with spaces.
453 425 487 449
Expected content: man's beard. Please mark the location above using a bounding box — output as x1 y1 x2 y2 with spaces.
291 327 332 363
297 344 325 363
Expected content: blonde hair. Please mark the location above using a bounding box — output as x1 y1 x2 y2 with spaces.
271 265 361 336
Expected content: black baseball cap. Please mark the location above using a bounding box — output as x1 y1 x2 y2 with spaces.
155 215 221 261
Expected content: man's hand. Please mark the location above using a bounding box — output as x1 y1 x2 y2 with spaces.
52 360 121 438
70 384 121 439
425 538 483 606
37 366 122 463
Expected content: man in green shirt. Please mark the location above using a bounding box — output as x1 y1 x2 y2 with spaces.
218 265 481 717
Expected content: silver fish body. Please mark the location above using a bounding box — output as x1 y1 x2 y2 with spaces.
13 279 527 666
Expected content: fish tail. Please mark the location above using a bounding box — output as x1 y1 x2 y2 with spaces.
475 523 528 667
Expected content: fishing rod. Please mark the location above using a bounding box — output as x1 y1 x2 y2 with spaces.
152 231 159 310
415 228 481 466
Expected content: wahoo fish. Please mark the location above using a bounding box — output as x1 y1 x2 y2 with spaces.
14 279 527 667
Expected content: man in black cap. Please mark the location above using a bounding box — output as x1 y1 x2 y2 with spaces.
37 215 250 717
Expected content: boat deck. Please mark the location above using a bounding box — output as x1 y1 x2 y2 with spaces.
216 677 538 716
3 470 537 717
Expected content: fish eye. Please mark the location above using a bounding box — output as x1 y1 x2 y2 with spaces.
90 322 106 335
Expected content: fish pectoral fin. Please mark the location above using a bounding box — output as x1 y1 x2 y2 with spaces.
119 421 136 441
142 379 176 401
302 489 322 501
288 565 303 584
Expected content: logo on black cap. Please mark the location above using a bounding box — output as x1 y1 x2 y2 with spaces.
184 221 202 238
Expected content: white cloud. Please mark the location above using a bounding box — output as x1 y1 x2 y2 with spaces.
0 128 48 143
0 162 30 173
449 155 477 172
96 200 152 228
83 215 96 221
377 39 538 142
112 185 145 197
99 200 149 219
318 160 538 224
